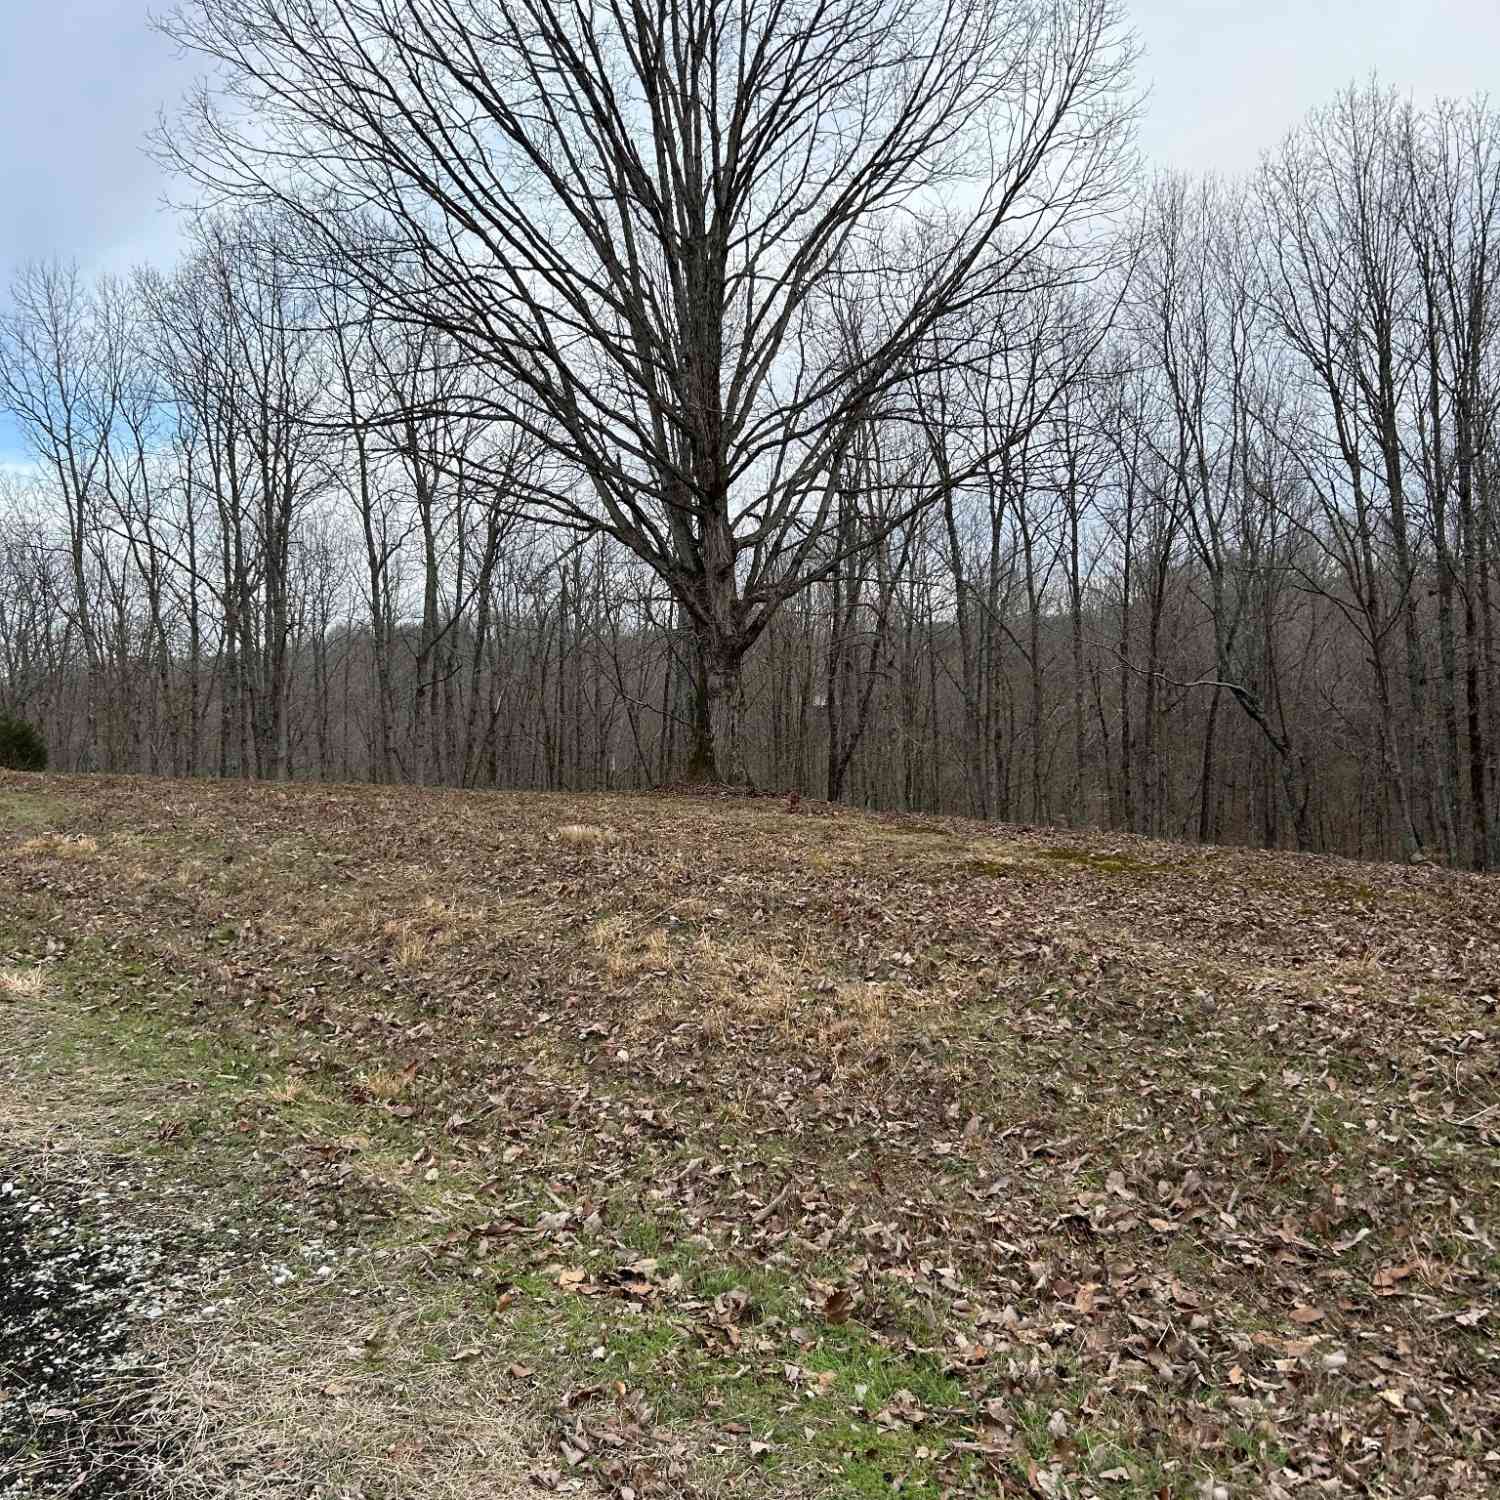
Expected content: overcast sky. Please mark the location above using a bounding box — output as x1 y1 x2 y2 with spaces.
2 0 1498 456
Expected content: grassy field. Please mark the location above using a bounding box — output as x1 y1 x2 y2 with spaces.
1 770 1496 1499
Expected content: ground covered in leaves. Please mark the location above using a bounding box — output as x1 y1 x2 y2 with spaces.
0 771 1496 1499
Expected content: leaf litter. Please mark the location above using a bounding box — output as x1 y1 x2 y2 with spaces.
1 771 1496 1498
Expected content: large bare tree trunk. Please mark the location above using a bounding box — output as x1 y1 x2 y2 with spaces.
701 645 749 788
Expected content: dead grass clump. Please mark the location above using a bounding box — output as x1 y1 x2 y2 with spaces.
0 965 49 1002
259 1077 311 1107
142 1279 537 1500
822 980 903 1049
691 935 808 1041
806 847 861 872
14 832 99 859
590 916 670 981
695 960 934 1053
589 913 628 951
556 822 619 848
382 921 432 971
306 904 368 948
377 896 482 971
352 1068 413 1103
960 841 1033 876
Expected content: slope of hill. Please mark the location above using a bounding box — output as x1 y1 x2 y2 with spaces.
2 772 1496 1499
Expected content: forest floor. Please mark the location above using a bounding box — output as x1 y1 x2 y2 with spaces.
0 771 1496 1500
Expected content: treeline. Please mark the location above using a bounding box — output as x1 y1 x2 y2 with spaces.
2 81 1498 867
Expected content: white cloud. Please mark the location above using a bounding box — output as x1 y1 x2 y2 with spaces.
1130 0 1500 177
1 0 1499 280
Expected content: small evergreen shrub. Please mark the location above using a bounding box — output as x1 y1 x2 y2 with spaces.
0 715 47 771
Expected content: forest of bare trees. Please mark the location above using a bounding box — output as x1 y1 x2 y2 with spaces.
1 0 1497 869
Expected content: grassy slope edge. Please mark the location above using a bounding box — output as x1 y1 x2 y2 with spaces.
0 770 1496 1500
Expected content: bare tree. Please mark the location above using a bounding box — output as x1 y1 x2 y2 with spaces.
1400 97 1500 868
158 0 1136 782
1259 86 1436 859
0 264 136 766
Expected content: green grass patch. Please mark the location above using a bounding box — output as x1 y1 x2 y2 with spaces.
1035 845 1173 875
0 785 81 835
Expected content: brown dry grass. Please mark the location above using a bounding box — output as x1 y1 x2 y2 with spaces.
0 962 49 1001
377 895 488 971
137 1277 536 1500
14 830 99 858
555 821 619 848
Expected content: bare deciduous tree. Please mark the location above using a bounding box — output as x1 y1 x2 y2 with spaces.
157 0 1137 781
